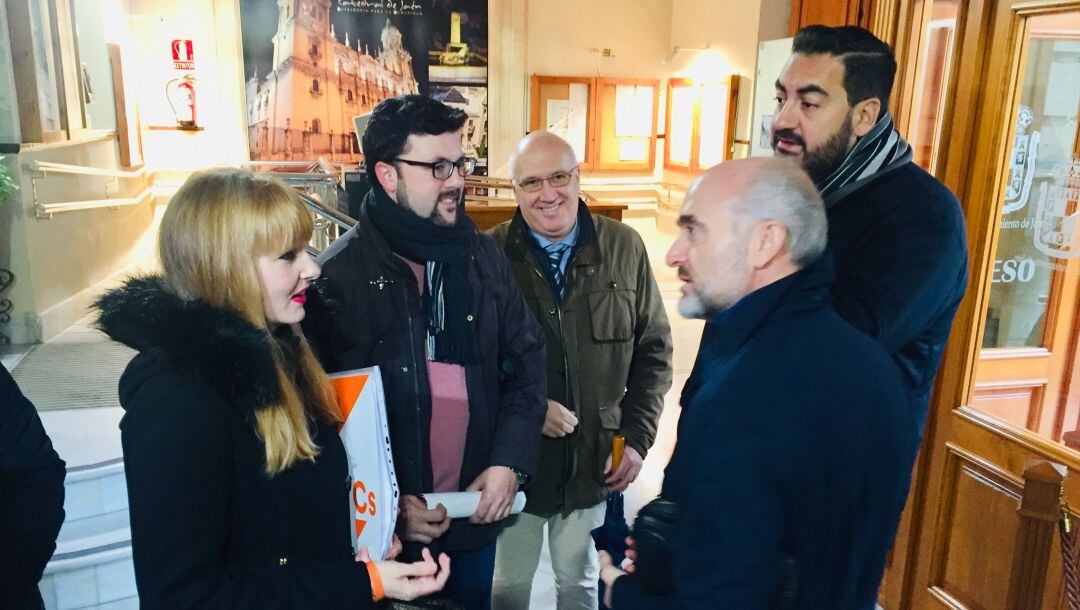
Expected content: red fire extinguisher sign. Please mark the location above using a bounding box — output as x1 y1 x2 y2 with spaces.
172 40 194 70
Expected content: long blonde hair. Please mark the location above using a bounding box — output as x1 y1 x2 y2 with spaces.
159 168 339 475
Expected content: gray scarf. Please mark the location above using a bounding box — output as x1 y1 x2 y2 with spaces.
818 112 912 208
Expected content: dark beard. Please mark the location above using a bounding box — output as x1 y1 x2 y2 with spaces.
396 176 462 227
801 116 854 185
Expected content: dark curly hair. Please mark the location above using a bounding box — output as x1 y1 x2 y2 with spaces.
792 25 897 112
361 95 468 184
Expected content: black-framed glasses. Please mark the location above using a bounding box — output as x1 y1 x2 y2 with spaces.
394 156 477 180
514 167 579 192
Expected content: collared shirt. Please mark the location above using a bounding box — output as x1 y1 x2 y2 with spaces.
528 220 580 278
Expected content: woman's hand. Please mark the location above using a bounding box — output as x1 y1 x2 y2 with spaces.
375 548 451 601
356 546 451 601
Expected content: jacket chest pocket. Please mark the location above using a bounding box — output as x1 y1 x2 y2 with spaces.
588 289 635 342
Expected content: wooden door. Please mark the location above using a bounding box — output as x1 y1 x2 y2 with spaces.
788 0 871 34
971 11 1080 441
879 2 965 604
902 1 1080 608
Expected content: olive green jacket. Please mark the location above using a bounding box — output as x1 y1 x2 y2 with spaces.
489 208 673 514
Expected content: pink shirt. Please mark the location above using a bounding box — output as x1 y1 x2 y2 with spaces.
400 258 470 493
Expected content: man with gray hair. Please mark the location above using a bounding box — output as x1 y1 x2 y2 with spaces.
489 131 672 609
598 158 915 609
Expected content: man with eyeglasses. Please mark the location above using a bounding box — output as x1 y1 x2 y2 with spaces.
303 95 547 610
488 131 672 610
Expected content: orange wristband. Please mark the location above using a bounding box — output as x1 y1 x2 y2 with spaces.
365 561 384 602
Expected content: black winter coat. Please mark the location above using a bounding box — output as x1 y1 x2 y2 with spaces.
826 162 968 434
96 277 375 609
614 258 916 609
0 365 65 610
683 161 967 442
302 194 547 554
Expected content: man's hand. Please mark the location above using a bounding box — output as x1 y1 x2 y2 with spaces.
398 495 451 544
385 534 403 560
599 550 628 608
604 446 643 492
466 466 519 524
542 399 578 438
623 536 637 573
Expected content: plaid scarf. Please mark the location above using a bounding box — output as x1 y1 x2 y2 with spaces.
817 112 913 208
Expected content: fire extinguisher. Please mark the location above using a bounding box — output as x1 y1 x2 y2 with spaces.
166 75 198 130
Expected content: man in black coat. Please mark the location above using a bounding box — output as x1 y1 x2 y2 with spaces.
0 365 66 609
302 95 547 610
767 25 969 437
600 158 915 609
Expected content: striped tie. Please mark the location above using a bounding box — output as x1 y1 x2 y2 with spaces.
545 243 570 296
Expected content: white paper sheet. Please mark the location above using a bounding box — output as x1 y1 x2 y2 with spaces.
423 491 527 519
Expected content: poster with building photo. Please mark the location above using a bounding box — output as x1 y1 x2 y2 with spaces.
240 0 488 165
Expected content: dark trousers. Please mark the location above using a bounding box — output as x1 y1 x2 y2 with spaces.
442 541 497 610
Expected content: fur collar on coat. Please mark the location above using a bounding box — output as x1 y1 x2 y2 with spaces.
94 275 282 415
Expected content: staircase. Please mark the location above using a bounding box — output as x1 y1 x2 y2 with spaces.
38 458 137 609
10 320 139 609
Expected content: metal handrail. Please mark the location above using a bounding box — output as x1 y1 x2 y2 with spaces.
269 172 340 184
298 191 355 231
243 159 354 173
37 187 154 216
299 191 355 255
26 160 147 179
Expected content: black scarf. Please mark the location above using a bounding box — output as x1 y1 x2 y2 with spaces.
817 112 913 208
366 186 477 365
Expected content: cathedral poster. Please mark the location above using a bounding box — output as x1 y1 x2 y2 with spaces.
241 0 488 166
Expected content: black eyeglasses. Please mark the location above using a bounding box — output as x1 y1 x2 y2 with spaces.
394 157 477 180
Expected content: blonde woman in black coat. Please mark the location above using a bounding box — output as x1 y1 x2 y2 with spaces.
96 168 449 608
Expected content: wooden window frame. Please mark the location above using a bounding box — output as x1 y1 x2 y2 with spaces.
529 75 598 170
663 75 740 174
663 77 696 172
4 0 89 144
592 77 659 172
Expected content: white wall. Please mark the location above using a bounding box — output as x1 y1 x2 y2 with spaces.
527 0 673 80
487 0 528 178
669 0 763 147
3 136 155 343
124 0 248 170
759 0 792 42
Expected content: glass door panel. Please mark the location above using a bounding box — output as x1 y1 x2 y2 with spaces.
974 11 1080 439
910 0 960 173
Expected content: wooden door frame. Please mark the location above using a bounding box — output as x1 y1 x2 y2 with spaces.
901 0 1080 607
874 0 977 604
663 77 697 172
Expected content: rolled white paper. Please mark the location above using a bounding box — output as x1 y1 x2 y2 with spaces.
423 491 527 519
